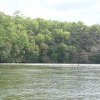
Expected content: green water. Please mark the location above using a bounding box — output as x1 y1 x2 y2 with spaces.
0 65 100 100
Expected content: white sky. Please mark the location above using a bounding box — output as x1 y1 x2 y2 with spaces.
0 0 100 25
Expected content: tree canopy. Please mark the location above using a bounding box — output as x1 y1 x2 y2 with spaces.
0 12 100 63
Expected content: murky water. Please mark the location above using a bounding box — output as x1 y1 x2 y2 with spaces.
0 64 100 100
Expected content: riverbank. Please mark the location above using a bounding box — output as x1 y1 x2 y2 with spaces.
0 63 100 67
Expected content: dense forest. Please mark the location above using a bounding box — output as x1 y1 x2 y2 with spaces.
0 12 100 63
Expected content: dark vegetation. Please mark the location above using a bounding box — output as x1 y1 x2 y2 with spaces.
0 12 100 63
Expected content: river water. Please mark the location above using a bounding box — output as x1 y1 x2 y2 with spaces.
0 64 100 100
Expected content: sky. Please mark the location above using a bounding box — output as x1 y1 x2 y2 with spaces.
0 0 100 25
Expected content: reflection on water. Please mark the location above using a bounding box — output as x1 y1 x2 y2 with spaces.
0 65 100 100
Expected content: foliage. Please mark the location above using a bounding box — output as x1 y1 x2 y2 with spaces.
0 12 100 63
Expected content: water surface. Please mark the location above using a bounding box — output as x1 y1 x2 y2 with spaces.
0 64 100 100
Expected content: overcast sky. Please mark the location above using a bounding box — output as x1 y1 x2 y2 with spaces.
0 0 100 25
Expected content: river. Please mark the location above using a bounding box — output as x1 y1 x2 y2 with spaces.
0 64 100 100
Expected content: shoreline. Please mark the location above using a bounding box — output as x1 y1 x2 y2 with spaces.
0 63 100 67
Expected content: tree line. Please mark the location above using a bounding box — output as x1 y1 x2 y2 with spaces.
0 12 100 63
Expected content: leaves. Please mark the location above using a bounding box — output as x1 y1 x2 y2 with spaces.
0 12 100 63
